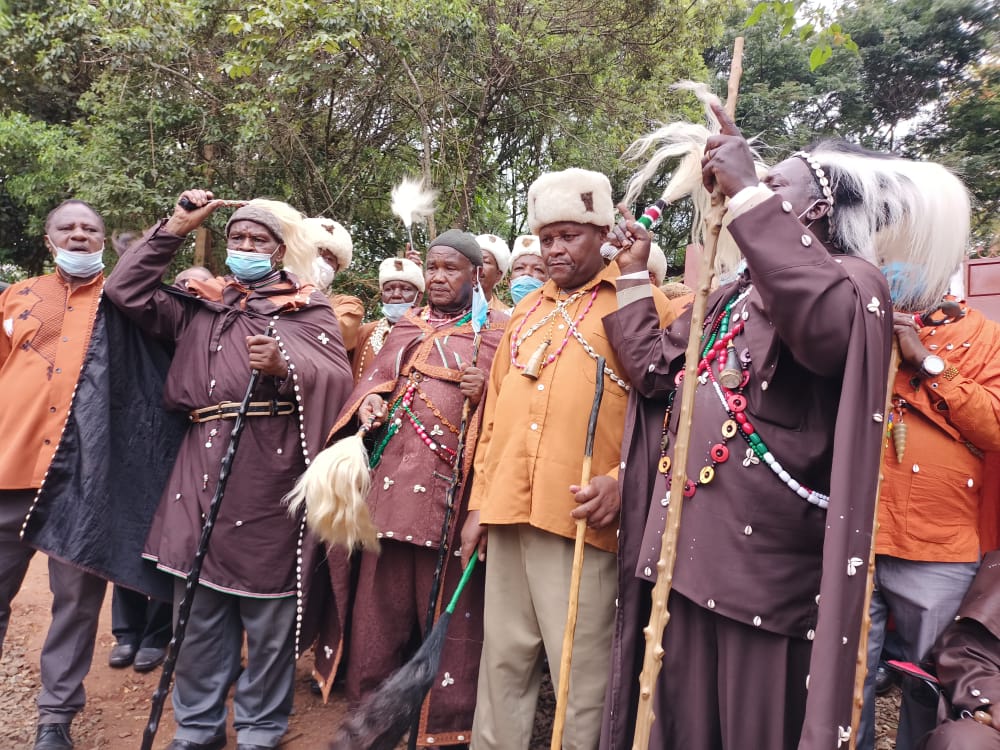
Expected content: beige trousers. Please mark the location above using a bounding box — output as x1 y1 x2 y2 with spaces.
471 523 616 750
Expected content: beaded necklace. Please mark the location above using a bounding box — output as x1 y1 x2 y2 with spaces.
355 318 393 377
657 285 830 509
368 380 459 469
510 286 629 390
367 307 475 469
422 306 473 328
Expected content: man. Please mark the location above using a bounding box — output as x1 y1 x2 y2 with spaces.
476 233 510 312
0 200 110 750
507 234 547 306
600 106 972 749
858 291 1000 750
105 191 353 750
918 550 1000 750
352 255 424 381
303 215 365 354
462 168 674 749
323 229 505 745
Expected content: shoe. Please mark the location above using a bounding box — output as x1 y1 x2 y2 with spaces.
165 737 227 750
34 723 73 750
108 641 137 668
875 662 899 695
133 646 167 673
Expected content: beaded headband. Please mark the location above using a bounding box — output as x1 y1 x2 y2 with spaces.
793 151 835 214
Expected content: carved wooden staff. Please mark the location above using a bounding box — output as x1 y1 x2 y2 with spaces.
850 342 901 748
550 356 607 749
631 36 744 750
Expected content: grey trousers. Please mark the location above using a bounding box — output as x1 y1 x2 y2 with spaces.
858 555 979 750
171 578 296 747
0 489 107 724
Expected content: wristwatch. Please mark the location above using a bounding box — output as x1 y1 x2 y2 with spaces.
918 354 946 378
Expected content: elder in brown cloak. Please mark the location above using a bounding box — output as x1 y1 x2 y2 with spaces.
104 190 353 750
319 229 505 746
918 550 1000 750
600 110 915 750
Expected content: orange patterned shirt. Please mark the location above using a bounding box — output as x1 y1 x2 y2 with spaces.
0 272 103 489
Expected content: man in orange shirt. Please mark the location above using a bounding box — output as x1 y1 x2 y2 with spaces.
462 168 674 749
0 199 109 750
858 287 1000 750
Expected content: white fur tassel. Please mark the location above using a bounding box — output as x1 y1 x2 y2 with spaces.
285 434 380 553
390 178 437 229
622 81 766 281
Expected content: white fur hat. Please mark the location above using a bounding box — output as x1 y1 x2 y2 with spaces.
476 234 511 276
510 235 542 267
378 257 425 294
647 242 667 286
304 217 353 271
526 168 615 235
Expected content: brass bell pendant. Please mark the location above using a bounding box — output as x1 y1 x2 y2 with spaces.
893 421 908 462
718 343 742 389
522 339 550 380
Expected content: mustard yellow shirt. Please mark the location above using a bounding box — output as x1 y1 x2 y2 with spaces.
470 263 675 552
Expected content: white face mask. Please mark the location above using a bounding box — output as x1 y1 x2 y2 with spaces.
52 245 105 278
313 257 336 289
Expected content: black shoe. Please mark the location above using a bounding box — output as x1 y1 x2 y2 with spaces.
34 723 73 750
165 737 227 750
133 646 167 673
875 662 899 695
108 641 137 668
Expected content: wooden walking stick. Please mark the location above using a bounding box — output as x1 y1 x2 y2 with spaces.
849 342 900 749
550 356 607 749
141 322 275 750
631 37 744 750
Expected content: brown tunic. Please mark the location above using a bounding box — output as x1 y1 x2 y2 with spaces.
600 195 893 750
919 551 1000 749
319 306 506 743
104 221 354 651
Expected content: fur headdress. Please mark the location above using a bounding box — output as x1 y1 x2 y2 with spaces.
476 234 511 276
378 257 425 294
805 141 970 311
527 168 615 235
304 216 354 272
510 235 542 265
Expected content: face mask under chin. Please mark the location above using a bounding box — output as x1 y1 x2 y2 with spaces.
52 246 105 278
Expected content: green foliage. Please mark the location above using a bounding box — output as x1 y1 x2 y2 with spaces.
0 0 731 285
710 0 999 246
744 1 859 70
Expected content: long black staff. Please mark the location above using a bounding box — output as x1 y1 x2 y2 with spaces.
405 329 483 750
141 321 275 750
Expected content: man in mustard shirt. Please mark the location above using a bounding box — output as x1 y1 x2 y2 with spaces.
0 199 109 750
462 168 674 749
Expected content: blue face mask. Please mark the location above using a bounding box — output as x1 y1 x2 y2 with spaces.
53 246 105 278
471 279 489 331
225 249 276 282
382 302 413 324
510 275 544 304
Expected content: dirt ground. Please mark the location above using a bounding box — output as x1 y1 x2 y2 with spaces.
1 554 897 749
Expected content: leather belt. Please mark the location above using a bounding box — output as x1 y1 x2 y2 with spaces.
189 400 295 423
